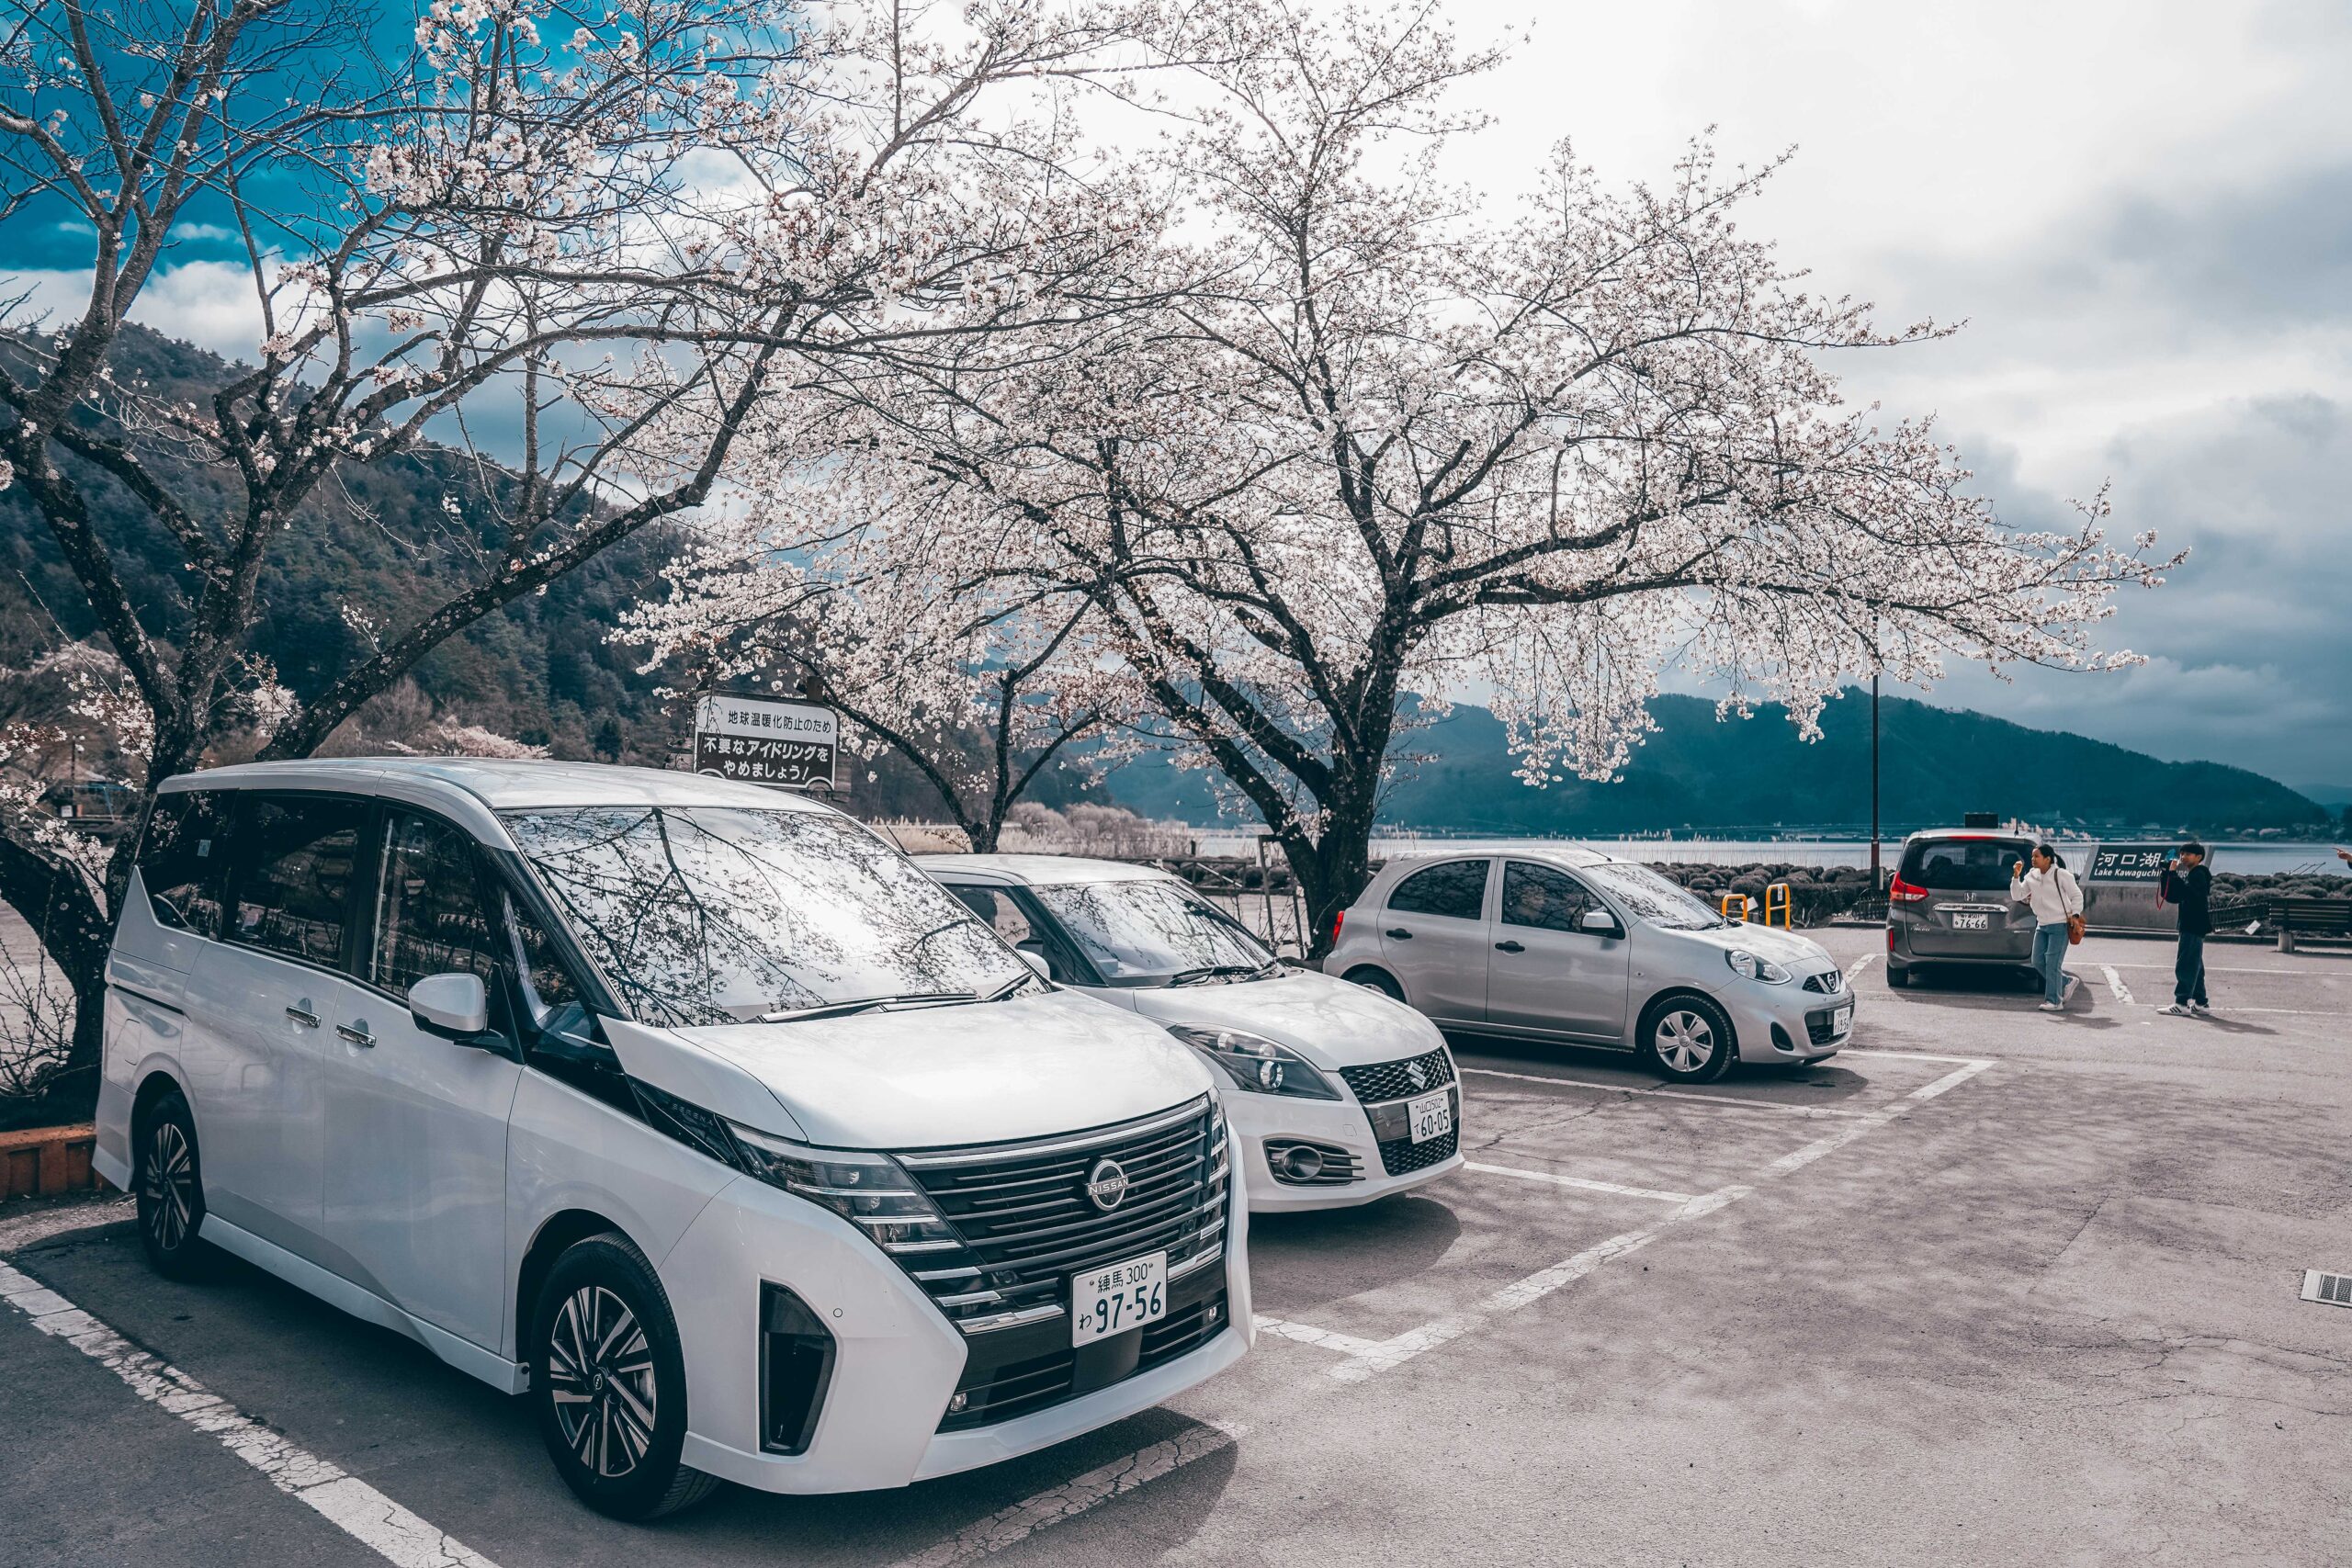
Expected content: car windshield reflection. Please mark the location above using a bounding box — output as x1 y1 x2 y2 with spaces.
1584 863 1726 931
503 806 1027 1027
1028 880 1273 985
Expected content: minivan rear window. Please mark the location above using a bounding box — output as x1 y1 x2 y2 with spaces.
1899 837 2031 892
502 806 1026 1027
138 791 230 936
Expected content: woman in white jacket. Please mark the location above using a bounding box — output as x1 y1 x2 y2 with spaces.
2010 844 2084 1012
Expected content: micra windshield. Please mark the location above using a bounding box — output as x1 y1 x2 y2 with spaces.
502 806 1030 1027
1582 863 1727 931
1028 879 1275 986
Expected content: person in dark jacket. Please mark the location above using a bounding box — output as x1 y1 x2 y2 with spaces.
2157 842 2211 1016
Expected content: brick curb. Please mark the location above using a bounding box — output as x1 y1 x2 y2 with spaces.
0 1124 103 1201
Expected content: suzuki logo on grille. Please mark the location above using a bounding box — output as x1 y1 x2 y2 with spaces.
1085 1156 1130 1213
1406 1060 1429 1091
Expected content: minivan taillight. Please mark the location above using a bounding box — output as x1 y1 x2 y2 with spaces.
1888 876 1929 903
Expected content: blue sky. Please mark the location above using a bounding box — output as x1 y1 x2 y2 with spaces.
11 0 2350 794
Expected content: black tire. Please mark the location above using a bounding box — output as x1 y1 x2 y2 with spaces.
1342 966 1406 1003
135 1087 215 1280
1886 961 1913 989
529 1233 718 1521
1639 995 1736 1084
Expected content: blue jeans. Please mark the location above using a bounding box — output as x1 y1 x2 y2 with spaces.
2032 922 2070 1004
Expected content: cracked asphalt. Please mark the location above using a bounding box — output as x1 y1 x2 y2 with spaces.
4 929 2348 1566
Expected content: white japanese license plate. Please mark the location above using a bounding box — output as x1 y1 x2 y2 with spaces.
1407 1088 1453 1145
1832 1003 1854 1036
1070 1250 1167 1347
1951 912 1990 931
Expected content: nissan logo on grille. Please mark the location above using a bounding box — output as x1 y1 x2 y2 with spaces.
1085 1156 1130 1212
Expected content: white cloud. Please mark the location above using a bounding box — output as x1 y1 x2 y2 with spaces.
6 260 271 363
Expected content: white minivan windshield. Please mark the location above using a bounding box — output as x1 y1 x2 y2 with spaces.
503 807 1027 1027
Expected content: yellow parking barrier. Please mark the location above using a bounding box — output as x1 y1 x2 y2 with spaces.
1718 891 1752 922
1763 882 1792 929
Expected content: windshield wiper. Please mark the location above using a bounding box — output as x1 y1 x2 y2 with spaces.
1166 963 1265 987
755 990 976 1024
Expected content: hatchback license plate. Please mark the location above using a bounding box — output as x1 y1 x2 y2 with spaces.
1408 1088 1453 1145
1833 1004 1854 1035
1071 1251 1167 1347
1951 912 1990 931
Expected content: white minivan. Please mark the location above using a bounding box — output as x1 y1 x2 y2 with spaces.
94 761 1249 1519
917 855 1463 1212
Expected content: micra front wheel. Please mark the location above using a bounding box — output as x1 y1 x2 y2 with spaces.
1641 996 1736 1084
530 1232 718 1521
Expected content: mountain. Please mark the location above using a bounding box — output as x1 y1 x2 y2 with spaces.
1099 694 2334 835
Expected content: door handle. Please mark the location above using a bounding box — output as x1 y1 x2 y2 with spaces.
1385 928 1413 940
286 1003 320 1029
1494 940 1525 953
335 1022 375 1048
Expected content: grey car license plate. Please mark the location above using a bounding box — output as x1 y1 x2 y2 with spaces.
1951 912 1990 931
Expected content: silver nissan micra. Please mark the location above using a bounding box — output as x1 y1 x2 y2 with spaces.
1323 847 1854 1082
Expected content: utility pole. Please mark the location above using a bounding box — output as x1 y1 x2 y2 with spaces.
1870 673 1882 891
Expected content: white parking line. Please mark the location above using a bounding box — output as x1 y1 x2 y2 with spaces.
1461 1162 1698 1204
1251 1316 1387 1357
2101 965 2134 1005
0 1258 499 1568
1845 953 1880 984
1458 1066 1869 1118
885 1419 1246 1568
1326 1056 1995 1383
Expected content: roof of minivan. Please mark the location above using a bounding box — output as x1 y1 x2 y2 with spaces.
911 852 1174 886
160 757 834 814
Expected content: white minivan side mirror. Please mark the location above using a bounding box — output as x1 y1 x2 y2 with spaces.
1016 948 1052 980
410 972 490 1040
1580 908 1623 937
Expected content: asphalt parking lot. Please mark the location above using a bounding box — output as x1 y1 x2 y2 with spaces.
6 928 2349 1567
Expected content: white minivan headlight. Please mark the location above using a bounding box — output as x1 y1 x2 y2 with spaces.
728 1123 963 1253
1167 1025 1341 1100
1726 948 1792 985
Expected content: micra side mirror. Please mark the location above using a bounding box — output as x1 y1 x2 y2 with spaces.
1581 908 1624 938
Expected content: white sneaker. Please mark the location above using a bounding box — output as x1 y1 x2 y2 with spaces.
2038 1001 2064 1013
2157 1003 2189 1016
2188 1001 2210 1017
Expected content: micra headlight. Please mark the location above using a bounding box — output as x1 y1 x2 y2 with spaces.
1168 1025 1341 1100
727 1123 963 1254
1726 948 1792 984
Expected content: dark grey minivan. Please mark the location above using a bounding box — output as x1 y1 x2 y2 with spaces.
1884 829 2038 987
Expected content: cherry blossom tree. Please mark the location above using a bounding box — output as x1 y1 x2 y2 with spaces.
620 451 1143 851
0 0 1177 1110
801 0 2184 952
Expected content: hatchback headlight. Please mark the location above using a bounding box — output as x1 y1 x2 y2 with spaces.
1726 948 1792 985
1168 1025 1341 1100
728 1124 963 1253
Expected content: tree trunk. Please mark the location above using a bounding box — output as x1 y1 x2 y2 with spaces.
0 829 117 1122
1291 784 1382 961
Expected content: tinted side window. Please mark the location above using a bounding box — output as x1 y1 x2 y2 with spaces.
369 811 497 996
1500 862 1594 932
503 895 582 1028
946 886 1035 946
1388 860 1490 920
138 792 230 936
229 795 368 969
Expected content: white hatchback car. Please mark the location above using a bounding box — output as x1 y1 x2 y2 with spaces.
94 761 1248 1519
1323 847 1854 1081
916 855 1463 1212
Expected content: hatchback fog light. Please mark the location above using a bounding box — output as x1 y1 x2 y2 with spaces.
946 1392 968 1415
1282 1145 1325 1181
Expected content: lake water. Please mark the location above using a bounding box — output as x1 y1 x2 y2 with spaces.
1189 833 2350 878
